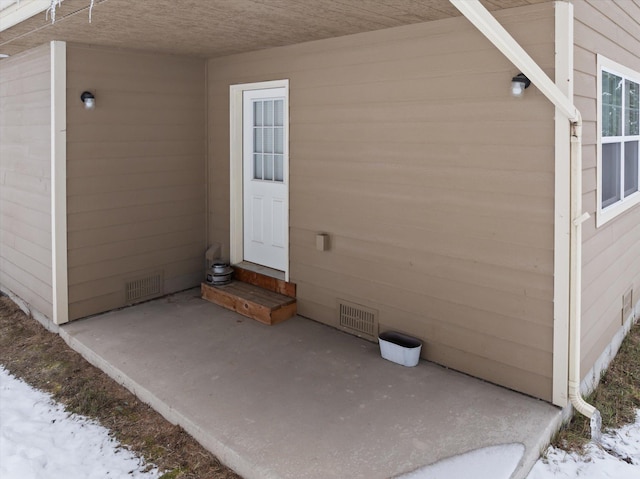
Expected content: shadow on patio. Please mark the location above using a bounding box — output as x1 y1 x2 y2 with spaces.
60 289 560 479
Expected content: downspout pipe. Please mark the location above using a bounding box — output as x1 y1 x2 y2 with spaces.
569 116 602 441
449 0 601 440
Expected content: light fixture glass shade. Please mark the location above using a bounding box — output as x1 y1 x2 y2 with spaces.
510 73 531 98
511 80 525 98
80 91 95 110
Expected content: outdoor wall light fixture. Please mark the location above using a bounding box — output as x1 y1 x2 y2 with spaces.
511 73 531 98
80 91 95 110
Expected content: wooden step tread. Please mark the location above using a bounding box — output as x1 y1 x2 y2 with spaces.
201 281 296 325
213 281 295 307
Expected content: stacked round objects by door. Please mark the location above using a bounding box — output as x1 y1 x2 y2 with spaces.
206 262 234 286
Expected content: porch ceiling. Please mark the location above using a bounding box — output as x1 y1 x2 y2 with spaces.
0 0 553 59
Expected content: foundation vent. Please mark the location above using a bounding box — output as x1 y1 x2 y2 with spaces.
338 299 378 340
126 272 163 303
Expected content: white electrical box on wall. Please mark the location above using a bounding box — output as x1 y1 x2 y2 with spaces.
316 233 330 251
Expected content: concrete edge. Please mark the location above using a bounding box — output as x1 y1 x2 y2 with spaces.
58 326 280 479
510 410 564 479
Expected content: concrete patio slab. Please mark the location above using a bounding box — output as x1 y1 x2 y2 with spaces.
60 289 561 479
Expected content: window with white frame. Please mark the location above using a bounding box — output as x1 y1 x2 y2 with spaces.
598 56 640 225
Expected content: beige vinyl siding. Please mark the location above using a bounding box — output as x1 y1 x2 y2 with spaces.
0 44 53 318
574 0 640 377
66 45 206 321
208 4 556 399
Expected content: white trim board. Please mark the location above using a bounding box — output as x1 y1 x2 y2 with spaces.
0 0 49 32
51 40 69 325
552 0 573 408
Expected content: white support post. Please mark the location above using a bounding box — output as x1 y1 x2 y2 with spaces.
51 40 68 325
552 0 573 407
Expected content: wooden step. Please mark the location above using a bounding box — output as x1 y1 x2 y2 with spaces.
201 281 296 325
233 264 296 298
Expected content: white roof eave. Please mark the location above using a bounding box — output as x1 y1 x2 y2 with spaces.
0 0 52 32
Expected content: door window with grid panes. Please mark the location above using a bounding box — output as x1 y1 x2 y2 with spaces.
252 99 284 182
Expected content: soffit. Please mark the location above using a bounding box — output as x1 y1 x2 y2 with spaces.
0 0 554 59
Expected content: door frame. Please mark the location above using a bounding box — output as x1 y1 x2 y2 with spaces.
229 79 290 280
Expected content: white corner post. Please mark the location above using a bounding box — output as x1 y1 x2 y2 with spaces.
229 83 244 267
552 0 573 408
51 40 69 325
449 0 600 437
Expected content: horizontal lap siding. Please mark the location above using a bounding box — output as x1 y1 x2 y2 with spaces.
66 45 206 320
208 4 556 399
574 0 640 377
0 44 53 318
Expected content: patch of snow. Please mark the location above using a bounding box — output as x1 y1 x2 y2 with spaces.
528 411 640 479
398 411 640 479
0 367 161 479
398 443 525 479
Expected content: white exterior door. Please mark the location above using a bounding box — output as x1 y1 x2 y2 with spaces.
242 88 288 272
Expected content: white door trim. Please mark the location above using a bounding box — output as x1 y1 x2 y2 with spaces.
229 79 290 280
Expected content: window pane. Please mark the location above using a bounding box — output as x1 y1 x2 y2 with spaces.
602 71 622 137
274 127 284 154
274 99 284 126
274 154 284 182
264 100 274 127
253 128 263 153
254 101 263 127
254 154 263 180
264 128 274 153
264 154 274 181
624 141 639 197
626 80 639 136
602 143 621 208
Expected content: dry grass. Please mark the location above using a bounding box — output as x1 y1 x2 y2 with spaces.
0 294 242 479
552 319 640 451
